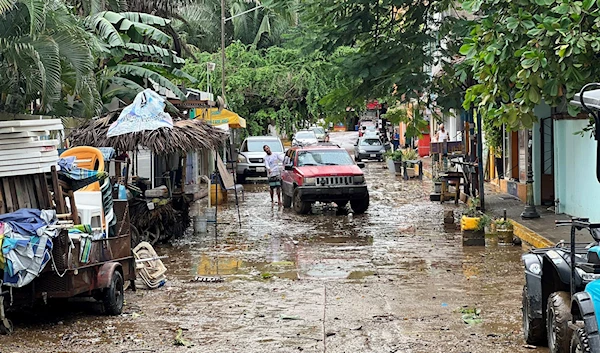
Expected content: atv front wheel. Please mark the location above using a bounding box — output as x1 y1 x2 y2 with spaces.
547 291 573 353
522 286 546 345
570 328 591 353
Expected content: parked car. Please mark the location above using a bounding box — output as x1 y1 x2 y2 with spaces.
236 136 284 183
280 145 369 215
308 126 328 142
354 137 385 162
292 130 319 146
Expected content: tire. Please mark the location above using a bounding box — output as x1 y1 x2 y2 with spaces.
282 192 292 208
336 200 349 215
356 155 361 162
350 193 369 214
293 189 311 214
547 291 573 353
130 224 140 248
103 271 124 316
236 174 246 184
571 328 592 353
0 319 13 335
523 286 546 345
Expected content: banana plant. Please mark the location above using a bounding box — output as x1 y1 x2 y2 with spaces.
86 10 194 103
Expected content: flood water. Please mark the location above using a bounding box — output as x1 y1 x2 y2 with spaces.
2 132 547 353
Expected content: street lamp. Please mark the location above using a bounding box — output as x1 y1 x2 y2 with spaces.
521 129 540 219
220 1 263 102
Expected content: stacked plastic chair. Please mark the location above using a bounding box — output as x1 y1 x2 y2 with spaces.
133 242 167 289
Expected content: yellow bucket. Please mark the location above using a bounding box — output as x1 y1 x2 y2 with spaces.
461 216 480 231
210 184 227 205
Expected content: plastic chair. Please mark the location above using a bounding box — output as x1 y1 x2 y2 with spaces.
60 147 105 191
73 191 104 231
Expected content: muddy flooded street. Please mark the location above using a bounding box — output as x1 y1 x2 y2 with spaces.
2 133 545 353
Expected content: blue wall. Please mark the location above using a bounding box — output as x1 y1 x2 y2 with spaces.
554 119 600 221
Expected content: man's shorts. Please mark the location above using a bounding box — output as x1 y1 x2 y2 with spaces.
268 176 281 189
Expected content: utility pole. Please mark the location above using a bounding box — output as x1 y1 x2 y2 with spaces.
221 0 226 102
220 2 263 102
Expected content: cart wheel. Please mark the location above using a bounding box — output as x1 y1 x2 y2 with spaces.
143 225 160 245
0 319 13 335
103 271 124 316
130 224 141 247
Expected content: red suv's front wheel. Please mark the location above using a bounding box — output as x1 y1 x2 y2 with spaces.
293 189 312 214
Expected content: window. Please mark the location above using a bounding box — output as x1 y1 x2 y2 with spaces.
297 150 354 166
295 131 316 139
246 140 283 152
360 139 382 146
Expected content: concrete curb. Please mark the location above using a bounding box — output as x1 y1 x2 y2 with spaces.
509 219 554 248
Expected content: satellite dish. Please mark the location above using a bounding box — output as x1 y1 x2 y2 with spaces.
216 96 225 112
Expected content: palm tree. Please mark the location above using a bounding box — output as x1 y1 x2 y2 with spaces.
0 0 100 117
173 0 299 53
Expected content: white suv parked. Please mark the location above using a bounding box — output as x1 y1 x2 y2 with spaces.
236 136 284 183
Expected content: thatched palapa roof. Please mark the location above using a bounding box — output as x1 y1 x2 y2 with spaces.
68 109 227 155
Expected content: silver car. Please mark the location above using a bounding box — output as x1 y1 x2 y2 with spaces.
292 130 319 146
354 137 385 162
236 136 284 183
308 126 328 142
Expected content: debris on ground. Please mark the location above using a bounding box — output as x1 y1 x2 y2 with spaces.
280 315 302 320
459 307 482 325
190 276 224 283
174 328 194 347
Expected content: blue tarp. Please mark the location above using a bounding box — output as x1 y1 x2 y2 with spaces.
0 210 57 287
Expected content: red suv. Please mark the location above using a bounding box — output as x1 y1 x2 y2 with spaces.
281 144 369 214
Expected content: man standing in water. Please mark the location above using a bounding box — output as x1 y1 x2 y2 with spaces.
264 145 284 206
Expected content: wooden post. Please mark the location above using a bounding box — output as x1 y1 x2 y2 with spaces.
181 154 187 190
50 166 66 214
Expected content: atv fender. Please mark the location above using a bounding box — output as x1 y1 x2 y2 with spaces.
542 250 576 286
571 292 600 351
523 253 544 319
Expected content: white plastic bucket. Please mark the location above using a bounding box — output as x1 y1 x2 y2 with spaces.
194 216 208 233
204 207 216 222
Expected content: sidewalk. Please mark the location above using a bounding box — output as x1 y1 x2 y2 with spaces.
484 185 573 248
420 156 574 248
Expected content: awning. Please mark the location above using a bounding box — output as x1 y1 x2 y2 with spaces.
194 108 246 129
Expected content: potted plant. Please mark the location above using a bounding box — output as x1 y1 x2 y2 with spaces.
494 219 514 243
460 197 491 246
384 150 403 174
401 148 419 177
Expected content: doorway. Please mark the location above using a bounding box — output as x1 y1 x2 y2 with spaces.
540 117 555 205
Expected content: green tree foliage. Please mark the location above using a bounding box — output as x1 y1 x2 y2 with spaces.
459 0 600 129
298 0 452 108
183 42 355 135
173 0 299 54
0 0 99 117
87 10 195 107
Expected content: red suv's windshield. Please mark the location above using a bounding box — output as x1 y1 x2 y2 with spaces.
297 149 354 166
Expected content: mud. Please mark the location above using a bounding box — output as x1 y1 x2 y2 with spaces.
1 132 546 353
